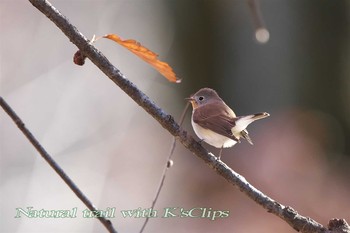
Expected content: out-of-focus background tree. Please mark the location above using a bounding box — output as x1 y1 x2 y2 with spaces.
1 0 349 232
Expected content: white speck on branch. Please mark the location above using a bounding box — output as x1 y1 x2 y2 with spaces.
247 0 270 43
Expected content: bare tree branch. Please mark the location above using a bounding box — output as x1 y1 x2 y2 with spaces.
0 97 118 233
328 219 350 233
247 0 270 43
140 103 190 233
22 0 349 232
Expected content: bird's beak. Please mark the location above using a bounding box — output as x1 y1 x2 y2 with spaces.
185 97 195 102
185 96 198 109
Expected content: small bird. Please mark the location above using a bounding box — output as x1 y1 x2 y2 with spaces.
186 88 269 159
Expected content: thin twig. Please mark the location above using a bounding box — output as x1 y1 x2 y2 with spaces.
27 0 347 232
140 103 190 233
0 97 118 233
246 0 270 43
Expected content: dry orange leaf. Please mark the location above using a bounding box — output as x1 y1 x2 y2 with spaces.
103 34 180 83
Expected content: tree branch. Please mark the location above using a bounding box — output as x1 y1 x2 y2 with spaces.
246 0 270 43
0 97 118 233
140 103 190 233
25 0 349 232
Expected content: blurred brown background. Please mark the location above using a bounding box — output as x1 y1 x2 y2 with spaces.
1 0 350 232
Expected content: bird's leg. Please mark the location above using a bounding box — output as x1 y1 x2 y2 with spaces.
198 138 205 145
218 146 223 160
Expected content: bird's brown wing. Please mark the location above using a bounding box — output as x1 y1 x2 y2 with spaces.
192 102 239 142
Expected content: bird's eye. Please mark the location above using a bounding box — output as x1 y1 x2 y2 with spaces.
198 96 204 101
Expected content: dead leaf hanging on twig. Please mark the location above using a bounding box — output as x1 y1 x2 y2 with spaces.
103 34 180 83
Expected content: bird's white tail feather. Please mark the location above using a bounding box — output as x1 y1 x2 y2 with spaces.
232 112 269 134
